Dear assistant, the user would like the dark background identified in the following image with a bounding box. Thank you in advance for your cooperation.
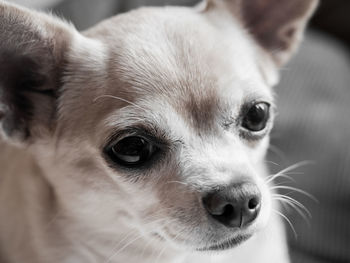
[311,0,350,48]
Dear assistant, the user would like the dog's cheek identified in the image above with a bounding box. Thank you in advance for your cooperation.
[157,186,207,244]
[248,136,271,164]
[149,169,209,244]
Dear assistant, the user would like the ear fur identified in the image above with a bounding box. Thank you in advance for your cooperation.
[0,1,74,142]
[205,0,319,66]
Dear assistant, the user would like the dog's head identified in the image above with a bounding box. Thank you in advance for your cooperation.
[0,0,317,252]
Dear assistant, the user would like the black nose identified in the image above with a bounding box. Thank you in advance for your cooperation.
[202,182,261,228]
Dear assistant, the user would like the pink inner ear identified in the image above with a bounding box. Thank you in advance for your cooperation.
[240,0,317,58]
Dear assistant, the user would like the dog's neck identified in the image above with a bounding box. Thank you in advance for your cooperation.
[0,141,60,262]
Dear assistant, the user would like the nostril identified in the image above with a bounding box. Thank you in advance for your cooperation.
[222,204,234,217]
[213,203,241,228]
[248,197,260,210]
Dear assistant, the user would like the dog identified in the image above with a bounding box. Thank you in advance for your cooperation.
[0,0,318,262]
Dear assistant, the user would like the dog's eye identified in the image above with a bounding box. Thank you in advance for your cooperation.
[242,102,270,132]
[109,136,157,168]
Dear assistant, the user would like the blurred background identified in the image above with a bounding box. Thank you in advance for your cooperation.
[7,0,350,262]
[9,0,350,48]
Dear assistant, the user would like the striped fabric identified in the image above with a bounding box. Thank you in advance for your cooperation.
[269,32,350,263]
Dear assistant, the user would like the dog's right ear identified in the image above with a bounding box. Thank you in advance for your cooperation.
[0,2,74,143]
[202,0,318,67]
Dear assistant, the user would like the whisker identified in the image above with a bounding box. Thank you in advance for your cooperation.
[276,160,314,175]
[139,232,158,260]
[273,194,311,218]
[267,173,296,184]
[105,233,145,263]
[154,225,189,263]
[165,181,189,186]
[154,238,170,263]
[105,218,178,263]
[138,217,181,261]
[273,196,311,224]
[266,160,314,184]
[104,217,168,263]
[273,209,297,239]
[272,186,318,202]
[93,94,147,112]
[268,144,287,162]
[264,160,280,166]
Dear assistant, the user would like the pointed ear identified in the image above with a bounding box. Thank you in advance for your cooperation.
[205,0,319,66]
[0,2,74,142]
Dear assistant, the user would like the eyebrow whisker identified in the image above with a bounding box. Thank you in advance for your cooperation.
[93,94,147,112]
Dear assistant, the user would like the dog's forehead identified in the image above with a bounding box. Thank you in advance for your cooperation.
[87,7,270,131]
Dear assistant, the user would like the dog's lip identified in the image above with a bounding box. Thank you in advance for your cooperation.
[196,234,252,251]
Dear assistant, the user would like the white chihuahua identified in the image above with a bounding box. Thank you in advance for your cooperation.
[0,0,317,262]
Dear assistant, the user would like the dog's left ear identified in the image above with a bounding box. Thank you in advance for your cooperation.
[204,0,319,67]
[0,2,74,142]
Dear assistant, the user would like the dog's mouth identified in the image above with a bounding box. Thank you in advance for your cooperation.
[196,234,252,251]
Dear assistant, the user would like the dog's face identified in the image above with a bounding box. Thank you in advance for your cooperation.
[0,0,317,253]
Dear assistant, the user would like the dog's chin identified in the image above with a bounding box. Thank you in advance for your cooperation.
[196,234,253,252]
[160,227,255,253]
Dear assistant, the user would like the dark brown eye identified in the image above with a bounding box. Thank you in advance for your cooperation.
[108,136,157,168]
[242,102,270,132]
